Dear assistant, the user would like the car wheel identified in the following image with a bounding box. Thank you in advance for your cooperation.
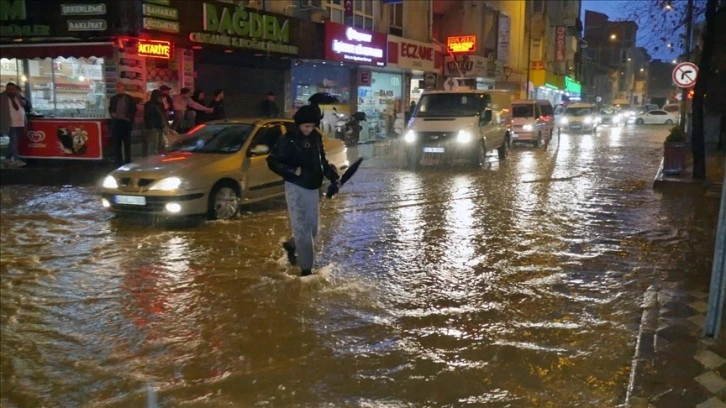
[471,140,487,167]
[497,135,509,160]
[636,118,644,125]
[534,132,542,147]
[665,119,674,125]
[208,182,240,220]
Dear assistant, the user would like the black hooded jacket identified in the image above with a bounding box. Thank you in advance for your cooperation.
[266,128,339,190]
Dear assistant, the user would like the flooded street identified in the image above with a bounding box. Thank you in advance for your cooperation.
[1,125,720,407]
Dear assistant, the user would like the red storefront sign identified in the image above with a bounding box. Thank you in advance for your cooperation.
[387,35,442,73]
[555,26,566,62]
[137,39,173,59]
[19,120,105,160]
[446,35,477,53]
[324,22,387,67]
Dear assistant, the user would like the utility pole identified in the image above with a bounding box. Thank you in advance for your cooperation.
[679,0,693,131]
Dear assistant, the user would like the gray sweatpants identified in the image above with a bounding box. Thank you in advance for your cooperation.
[284,182,320,270]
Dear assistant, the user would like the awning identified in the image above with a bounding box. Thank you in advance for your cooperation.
[0,42,115,59]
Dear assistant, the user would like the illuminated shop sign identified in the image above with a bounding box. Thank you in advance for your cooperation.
[137,39,172,59]
[187,3,298,54]
[446,35,477,53]
[565,76,581,93]
[387,35,441,72]
[324,22,386,67]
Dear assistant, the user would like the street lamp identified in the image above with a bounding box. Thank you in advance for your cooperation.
[610,34,617,40]
[665,1,672,10]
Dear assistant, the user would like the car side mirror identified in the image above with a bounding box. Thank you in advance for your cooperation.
[249,144,270,156]
[480,109,493,125]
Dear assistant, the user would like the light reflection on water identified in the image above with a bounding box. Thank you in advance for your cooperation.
[1,127,720,407]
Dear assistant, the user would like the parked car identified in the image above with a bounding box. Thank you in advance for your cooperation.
[402,89,513,168]
[510,99,554,147]
[100,118,350,220]
[558,103,600,133]
[634,109,679,125]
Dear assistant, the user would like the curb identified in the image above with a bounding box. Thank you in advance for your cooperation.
[625,284,659,407]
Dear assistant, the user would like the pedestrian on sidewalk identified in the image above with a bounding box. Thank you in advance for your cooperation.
[190,90,208,126]
[143,90,168,156]
[108,83,137,165]
[266,105,340,276]
[260,91,280,118]
[1,82,30,167]
[171,87,212,132]
[206,89,226,121]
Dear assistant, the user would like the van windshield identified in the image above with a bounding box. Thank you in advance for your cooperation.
[512,105,535,118]
[415,93,487,117]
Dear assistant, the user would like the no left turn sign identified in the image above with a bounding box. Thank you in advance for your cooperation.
[672,62,698,88]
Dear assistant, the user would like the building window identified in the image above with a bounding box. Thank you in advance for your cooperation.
[326,0,373,30]
[1,57,107,118]
[389,2,403,36]
[533,0,545,13]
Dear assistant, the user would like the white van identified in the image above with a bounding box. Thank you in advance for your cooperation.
[511,99,554,147]
[402,89,514,167]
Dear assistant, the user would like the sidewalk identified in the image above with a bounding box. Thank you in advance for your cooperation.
[628,150,726,407]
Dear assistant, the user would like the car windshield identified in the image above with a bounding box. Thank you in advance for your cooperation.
[512,105,535,118]
[415,93,487,117]
[565,107,593,116]
[168,124,254,153]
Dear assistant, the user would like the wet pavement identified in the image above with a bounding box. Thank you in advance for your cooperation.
[1,125,724,407]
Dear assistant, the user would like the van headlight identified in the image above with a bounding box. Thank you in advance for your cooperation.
[403,129,416,143]
[522,124,533,131]
[456,130,472,143]
[560,117,568,125]
[102,175,118,189]
[149,177,184,191]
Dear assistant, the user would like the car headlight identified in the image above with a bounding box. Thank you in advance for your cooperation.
[403,129,416,143]
[560,117,568,125]
[522,124,533,131]
[149,176,184,191]
[456,129,472,143]
[102,175,118,189]
[584,116,593,124]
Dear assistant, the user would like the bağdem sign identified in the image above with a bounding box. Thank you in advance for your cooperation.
[187,2,298,55]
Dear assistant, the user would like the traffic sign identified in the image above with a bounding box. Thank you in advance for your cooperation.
[672,62,698,88]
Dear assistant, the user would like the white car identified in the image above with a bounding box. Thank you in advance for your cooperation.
[634,110,679,125]
[559,103,601,133]
[598,107,624,127]
[100,119,350,220]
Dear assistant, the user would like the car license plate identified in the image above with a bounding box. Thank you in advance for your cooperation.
[115,195,146,205]
[423,147,445,153]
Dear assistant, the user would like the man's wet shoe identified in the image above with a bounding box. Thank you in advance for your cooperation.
[300,269,312,277]
[282,241,297,265]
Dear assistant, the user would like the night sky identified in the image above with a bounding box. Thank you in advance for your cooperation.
[580,0,679,61]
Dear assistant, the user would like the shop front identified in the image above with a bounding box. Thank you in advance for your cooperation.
[292,21,391,143]
[443,54,494,90]
[0,0,140,161]
[386,35,443,112]
[173,0,317,118]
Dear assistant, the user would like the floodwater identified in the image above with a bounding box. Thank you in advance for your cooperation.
[1,126,720,407]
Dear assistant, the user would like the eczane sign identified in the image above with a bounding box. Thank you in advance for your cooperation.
[387,35,441,73]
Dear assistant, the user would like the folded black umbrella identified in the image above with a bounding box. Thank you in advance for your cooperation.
[326,157,364,198]
[308,92,339,105]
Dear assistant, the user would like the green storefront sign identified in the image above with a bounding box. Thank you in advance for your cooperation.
[565,76,581,94]
[188,2,298,54]
[0,0,50,37]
